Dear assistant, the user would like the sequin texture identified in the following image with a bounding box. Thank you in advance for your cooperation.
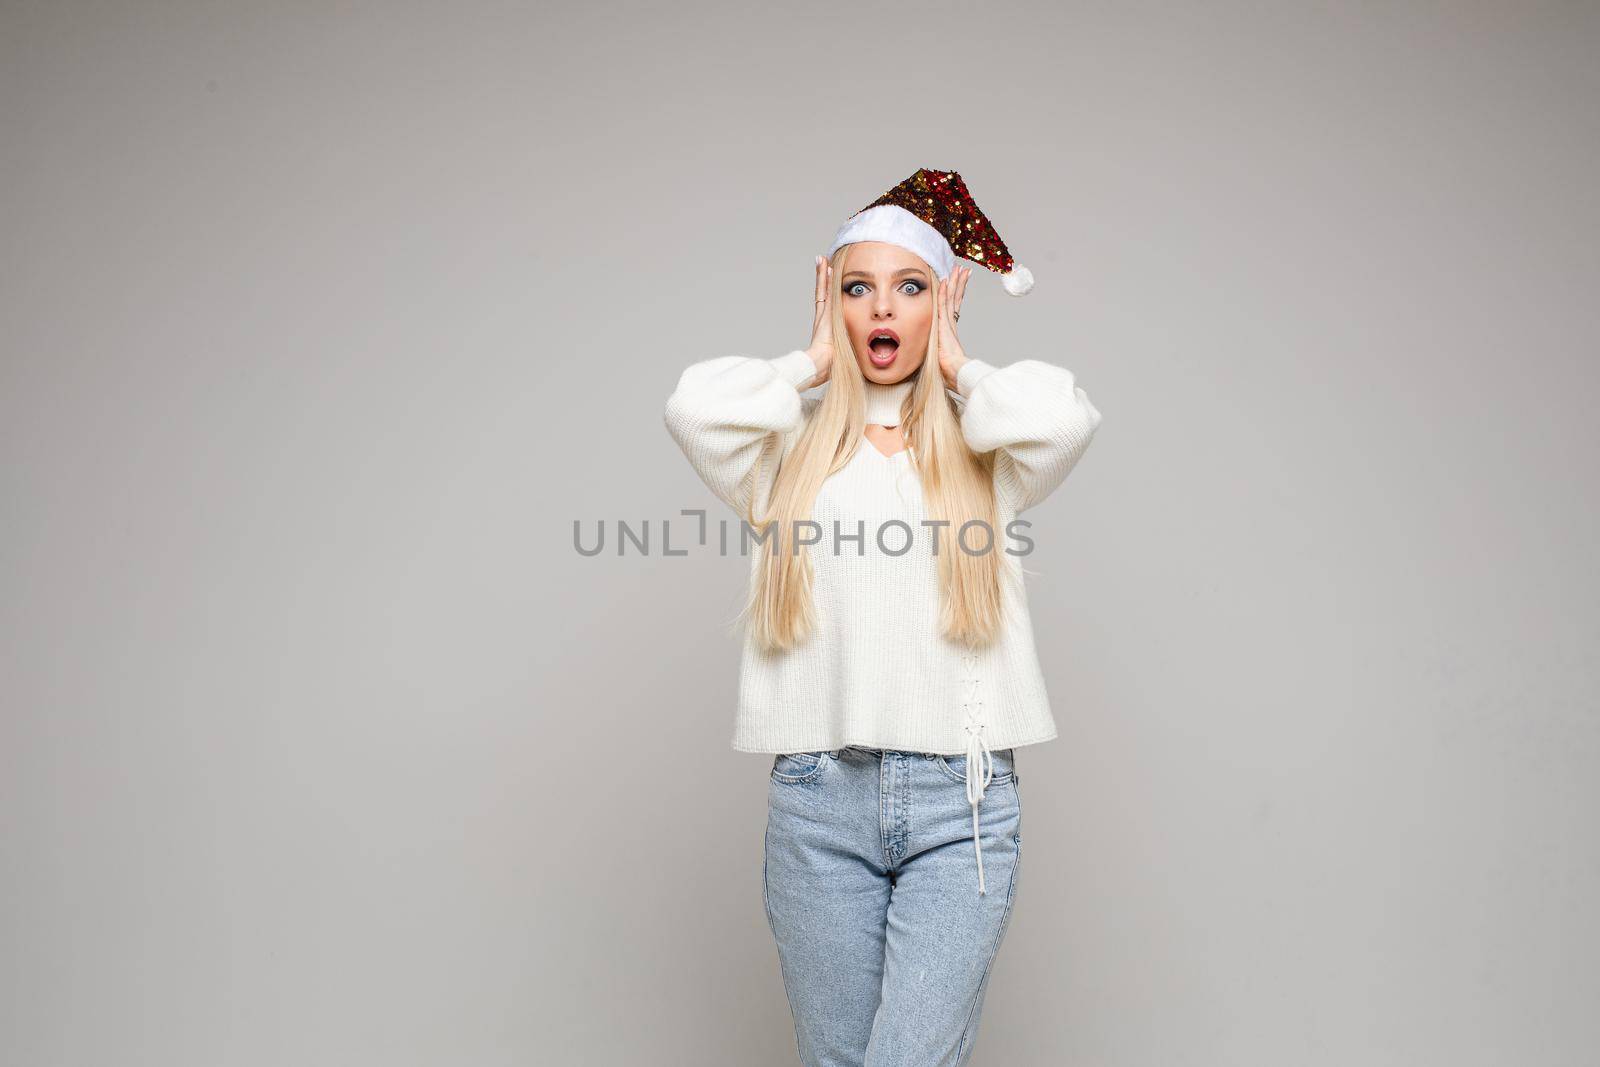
[852,168,1016,276]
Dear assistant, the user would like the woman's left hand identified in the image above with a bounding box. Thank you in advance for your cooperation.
[935,265,972,391]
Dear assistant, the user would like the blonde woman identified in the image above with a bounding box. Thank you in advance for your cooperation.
[663,170,1102,1066]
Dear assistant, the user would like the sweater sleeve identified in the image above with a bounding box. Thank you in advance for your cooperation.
[663,349,821,515]
[955,357,1103,513]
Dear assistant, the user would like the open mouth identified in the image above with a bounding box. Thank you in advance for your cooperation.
[867,329,900,366]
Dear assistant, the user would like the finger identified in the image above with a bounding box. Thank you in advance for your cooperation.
[956,266,970,310]
[812,257,829,333]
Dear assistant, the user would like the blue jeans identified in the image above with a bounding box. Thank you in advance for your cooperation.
[763,745,1023,1067]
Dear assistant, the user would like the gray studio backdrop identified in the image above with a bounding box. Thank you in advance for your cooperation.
[3,3,1596,1065]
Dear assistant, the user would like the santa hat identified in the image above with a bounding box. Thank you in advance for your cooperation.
[823,168,1034,296]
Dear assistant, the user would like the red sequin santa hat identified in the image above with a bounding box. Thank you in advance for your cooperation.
[823,168,1034,296]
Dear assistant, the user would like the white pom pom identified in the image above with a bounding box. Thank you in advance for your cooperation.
[1001,264,1034,296]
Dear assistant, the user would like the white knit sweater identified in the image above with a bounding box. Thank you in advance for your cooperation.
[663,349,1102,761]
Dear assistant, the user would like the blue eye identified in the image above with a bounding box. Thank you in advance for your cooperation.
[844,280,926,297]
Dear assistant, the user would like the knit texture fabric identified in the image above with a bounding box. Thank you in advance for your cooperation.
[663,349,1101,755]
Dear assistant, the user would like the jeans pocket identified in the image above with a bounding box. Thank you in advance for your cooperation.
[771,751,830,783]
[934,748,1015,785]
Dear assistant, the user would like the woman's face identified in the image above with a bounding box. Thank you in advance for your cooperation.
[838,242,936,385]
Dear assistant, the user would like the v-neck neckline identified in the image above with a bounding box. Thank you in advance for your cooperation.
[860,433,912,462]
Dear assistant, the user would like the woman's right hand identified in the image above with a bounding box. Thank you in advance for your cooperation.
[804,255,835,386]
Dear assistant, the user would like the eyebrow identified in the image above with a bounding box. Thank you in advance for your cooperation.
[841,268,929,281]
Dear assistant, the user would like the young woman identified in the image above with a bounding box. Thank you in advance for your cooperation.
[663,170,1102,1066]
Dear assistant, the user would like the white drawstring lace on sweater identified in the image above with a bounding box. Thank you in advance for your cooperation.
[960,638,996,895]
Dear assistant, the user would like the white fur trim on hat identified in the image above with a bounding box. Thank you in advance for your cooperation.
[823,204,956,279]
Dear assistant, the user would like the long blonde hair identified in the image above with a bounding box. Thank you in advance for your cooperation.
[736,245,1005,653]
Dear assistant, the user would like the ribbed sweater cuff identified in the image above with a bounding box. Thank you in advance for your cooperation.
[770,349,820,390]
[955,357,1000,397]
